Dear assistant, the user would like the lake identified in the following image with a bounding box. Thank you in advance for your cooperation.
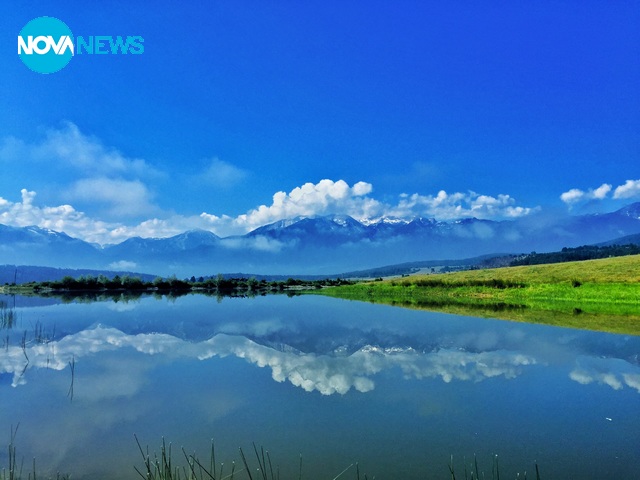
[1,293,639,479]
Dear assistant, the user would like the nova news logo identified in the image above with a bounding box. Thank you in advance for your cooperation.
[18,16,144,74]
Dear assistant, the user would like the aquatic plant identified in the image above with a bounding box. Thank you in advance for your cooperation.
[0,301,16,330]
[133,436,542,480]
[1,425,70,480]
[2,430,543,480]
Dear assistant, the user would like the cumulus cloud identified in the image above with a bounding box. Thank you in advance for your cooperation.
[0,123,538,242]
[0,189,213,244]
[205,181,534,236]
[228,179,381,233]
[389,190,536,220]
[0,123,166,224]
[613,179,640,199]
[559,178,640,206]
[0,189,114,242]
[560,183,612,205]
[0,178,539,243]
[560,188,586,204]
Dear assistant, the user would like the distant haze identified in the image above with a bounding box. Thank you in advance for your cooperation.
[1,202,639,277]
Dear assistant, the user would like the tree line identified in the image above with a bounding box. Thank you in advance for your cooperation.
[510,244,640,266]
[24,274,354,295]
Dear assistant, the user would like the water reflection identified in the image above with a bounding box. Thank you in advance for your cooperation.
[2,325,540,395]
[570,356,640,393]
[2,294,639,396]
[1,294,640,480]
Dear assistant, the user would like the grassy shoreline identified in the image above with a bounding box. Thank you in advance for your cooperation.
[316,255,640,336]
[2,255,639,335]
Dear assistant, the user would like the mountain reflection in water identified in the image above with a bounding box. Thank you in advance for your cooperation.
[1,294,639,480]
[1,325,539,394]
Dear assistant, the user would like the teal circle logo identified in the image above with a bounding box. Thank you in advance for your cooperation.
[18,16,74,74]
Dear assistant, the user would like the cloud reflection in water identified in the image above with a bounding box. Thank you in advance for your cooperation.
[1,326,537,395]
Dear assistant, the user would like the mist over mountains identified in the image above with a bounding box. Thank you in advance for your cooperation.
[1,203,639,277]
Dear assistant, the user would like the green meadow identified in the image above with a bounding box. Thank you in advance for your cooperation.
[317,255,640,335]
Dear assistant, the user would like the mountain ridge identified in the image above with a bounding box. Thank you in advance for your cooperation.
[0,202,639,276]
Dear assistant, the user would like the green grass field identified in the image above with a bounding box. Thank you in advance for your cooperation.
[317,255,640,335]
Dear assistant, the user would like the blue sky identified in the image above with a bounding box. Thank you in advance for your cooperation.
[1,1,638,244]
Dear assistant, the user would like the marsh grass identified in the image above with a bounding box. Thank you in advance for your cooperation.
[449,455,541,480]
[134,435,246,480]
[132,437,542,480]
[0,301,16,330]
[1,425,69,480]
[3,432,542,480]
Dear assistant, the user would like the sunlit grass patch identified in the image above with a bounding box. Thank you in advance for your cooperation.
[316,255,640,335]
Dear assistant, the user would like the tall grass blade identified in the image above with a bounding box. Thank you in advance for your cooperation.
[448,454,456,480]
[331,463,353,480]
[210,440,216,480]
[67,355,75,402]
[181,447,216,480]
[251,443,267,480]
[474,454,479,480]
[266,451,275,480]
[239,448,253,480]
[133,434,153,479]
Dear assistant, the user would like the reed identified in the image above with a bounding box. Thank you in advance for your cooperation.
[446,454,541,480]
[0,301,16,330]
[4,432,543,480]
[1,425,69,480]
[132,438,543,480]
[66,355,75,402]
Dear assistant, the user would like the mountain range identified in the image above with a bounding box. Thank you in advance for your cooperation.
[1,203,639,277]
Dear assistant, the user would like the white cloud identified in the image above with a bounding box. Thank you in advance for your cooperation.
[352,181,373,196]
[592,183,613,199]
[219,235,289,252]
[613,179,640,199]
[560,188,586,204]
[560,183,613,205]
[0,123,166,224]
[218,181,534,235]
[0,189,210,244]
[37,122,161,178]
[67,177,159,217]
[230,179,382,232]
[199,158,248,188]
[108,260,138,270]
[0,178,539,244]
[389,190,536,220]
[0,189,107,240]
[105,215,214,243]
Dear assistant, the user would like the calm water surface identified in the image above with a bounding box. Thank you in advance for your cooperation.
[1,294,639,479]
